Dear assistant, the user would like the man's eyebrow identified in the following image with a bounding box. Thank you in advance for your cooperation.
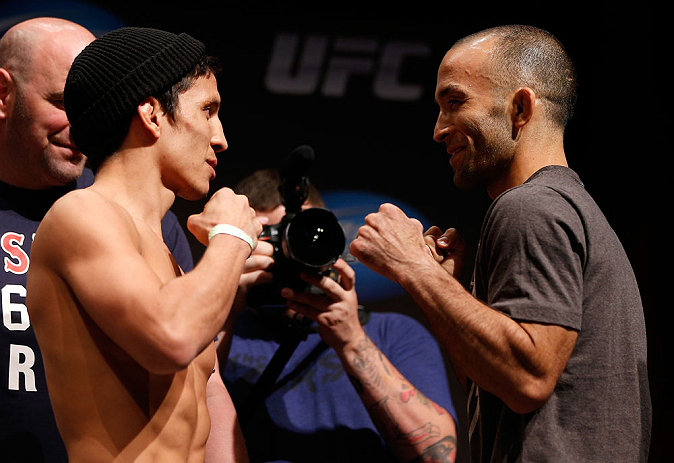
[47,91,65,106]
[205,97,221,111]
[436,83,464,100]
[48,91,64,100]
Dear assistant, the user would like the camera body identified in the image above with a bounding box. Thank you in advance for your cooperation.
[247,146,346,309]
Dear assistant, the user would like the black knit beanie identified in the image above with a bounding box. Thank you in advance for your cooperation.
[64,27,205,166]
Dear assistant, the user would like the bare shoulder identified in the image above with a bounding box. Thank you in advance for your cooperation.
[42,188,121,225]
[34,188,140,267]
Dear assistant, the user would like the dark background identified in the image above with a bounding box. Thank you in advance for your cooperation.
[1,1,665,461]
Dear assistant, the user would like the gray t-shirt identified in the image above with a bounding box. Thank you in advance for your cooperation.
[469,166,651,462]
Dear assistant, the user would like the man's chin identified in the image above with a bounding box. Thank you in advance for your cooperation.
[452,170,472,190]
[45,162,87,187]
[44,147,87,182]
[453,169,485,191]
[177,186,210,202]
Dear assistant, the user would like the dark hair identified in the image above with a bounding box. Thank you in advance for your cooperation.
[156,54,221,121]
[234,168,325,211]
[458,25,578,128]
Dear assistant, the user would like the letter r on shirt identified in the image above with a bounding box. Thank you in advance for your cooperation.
[8,344,37,391]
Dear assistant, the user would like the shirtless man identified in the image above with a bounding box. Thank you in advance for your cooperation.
[26,27,259,462]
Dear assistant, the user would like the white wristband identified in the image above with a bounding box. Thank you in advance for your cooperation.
[208,224,254,253]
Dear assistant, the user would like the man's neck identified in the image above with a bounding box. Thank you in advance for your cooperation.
[487,136,568,199]
[91,151,175,233]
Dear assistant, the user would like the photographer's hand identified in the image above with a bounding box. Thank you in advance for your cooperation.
[282,259,457,462]
[281,258,363,349]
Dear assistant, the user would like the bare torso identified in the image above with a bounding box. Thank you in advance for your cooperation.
[28,189,215,462]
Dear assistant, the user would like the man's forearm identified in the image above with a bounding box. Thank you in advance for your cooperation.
[398,264,577,414]
[338,335,457,463]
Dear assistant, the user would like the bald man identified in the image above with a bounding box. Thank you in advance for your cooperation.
[0,18,194,462]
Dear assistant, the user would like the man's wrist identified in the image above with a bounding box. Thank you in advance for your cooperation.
[208,224,254,253]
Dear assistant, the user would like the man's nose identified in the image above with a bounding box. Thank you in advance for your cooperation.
[433,112,449,143]
[211,118,227,153]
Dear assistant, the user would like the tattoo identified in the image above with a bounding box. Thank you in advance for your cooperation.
[410,436,457,463]
[400,387,417,403]
[370,399,440,446]
[349,335,400,392]
[348,335,455,462]
[379,350,392,376]
[403,422,441,445]
[400,386,444,416]
[431,401,447,415]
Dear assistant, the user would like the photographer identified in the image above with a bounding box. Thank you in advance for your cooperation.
[218,168,458,462]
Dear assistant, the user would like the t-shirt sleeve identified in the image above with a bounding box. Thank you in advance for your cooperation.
[480,184,585,330]
[161,209,195,272]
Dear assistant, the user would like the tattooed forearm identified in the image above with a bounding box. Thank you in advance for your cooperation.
[401,387,447,415]
[410,436,457,463]
[379,350,393,376]
[348,336,396,391]
[369,396,456,463]
[343,334,457,463]
[400,422,440,445]
[368,395,403,438]
[369,398,440,445]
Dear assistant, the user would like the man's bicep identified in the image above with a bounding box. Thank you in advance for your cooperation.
[44,205,167,358]
[67,238,162,322]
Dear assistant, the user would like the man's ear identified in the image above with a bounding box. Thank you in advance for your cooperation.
[136,96,163,138]
[510,87,536,129]
[0,68,14,120]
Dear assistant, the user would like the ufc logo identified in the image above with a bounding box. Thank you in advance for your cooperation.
[265,33,431,101]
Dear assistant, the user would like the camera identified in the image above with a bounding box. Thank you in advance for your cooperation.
[247,146,346,309]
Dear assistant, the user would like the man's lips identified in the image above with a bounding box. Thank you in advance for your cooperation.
[206,159,217,179]
[448,146,465,169]
[51,141,83,158]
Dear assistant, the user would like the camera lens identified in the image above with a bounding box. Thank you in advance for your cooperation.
[285,208,345,270]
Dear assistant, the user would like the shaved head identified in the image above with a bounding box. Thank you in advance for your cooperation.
[0,18,95,188]
[1,18,92,79]
[453,25,577,129]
